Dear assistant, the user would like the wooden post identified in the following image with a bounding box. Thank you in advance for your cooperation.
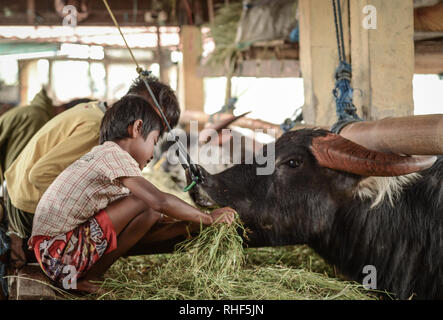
[350,0,414,119]
[156,25,164,82]
[299,0,350,126]
[19,60,31,105]
[224,57,234,109]
[47,59,54,99]
[27,0,35,24]
[156,27,170,85]
[299,0,414,125]
[104,62,110,101]
[207,0,215,25]
[178,26,204,112]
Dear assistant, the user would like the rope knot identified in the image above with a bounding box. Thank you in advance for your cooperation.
[335,61,352,81]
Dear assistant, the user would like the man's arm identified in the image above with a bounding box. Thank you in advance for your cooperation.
[28,124,99,192]
[121,176,235,225]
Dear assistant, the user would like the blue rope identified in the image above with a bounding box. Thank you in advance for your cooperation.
[333,61,357,122]
[280,119,296,133]
[330,0,362,133]
[289,23,299,43]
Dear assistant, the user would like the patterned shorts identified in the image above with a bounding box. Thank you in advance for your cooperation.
[31,210,117,287]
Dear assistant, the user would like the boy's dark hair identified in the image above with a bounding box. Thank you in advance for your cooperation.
[126,76,180,129]
[99,95,164,144]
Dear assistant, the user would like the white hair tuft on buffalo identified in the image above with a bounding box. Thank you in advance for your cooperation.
[355,173,421,208]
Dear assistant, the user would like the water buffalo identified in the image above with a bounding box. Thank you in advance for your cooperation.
[187,128,441,299]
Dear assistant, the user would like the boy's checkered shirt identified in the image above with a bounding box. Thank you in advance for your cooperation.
[30,141,142,241]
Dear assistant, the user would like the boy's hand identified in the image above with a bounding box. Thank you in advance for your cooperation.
[210,207,236,226]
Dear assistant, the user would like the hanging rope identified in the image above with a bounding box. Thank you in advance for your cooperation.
[330,0,362,134]
[102,0,142,73]
[102,0,200,191]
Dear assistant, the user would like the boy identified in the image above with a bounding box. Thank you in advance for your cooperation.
[5,76,178,270]
[29,94,235,293]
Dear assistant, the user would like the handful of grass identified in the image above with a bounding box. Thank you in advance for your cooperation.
[149,213,247,299]
[170,213,246,277]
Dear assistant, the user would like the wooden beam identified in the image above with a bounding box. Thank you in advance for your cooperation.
[415,40,443,74]
[46,57,155,64]
[240,42,300,60]
[0,10,179,26]
[198,60,301,78]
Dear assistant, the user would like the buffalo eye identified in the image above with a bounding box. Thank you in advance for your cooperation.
[287,159,302,168]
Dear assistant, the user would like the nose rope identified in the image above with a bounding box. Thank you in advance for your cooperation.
[102,0,200,191]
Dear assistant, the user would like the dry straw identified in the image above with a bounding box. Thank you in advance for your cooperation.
[78,216,376,300]
[68,169,379,300]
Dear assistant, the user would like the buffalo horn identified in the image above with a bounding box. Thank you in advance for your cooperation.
[199,111,251,144]
[311,133,437,176]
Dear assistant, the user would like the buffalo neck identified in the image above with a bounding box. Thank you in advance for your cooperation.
[307,166,443,299]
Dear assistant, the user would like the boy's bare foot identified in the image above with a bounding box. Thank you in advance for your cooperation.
[75,277,103,294]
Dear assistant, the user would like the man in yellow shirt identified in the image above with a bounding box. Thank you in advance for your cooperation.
[0,89,54,177]
[3,75,180,270]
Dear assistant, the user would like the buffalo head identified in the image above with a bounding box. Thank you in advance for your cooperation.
[187,129,436,247]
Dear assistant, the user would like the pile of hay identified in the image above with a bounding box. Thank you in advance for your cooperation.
[67,168,378,300]
[83,217,375,300]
